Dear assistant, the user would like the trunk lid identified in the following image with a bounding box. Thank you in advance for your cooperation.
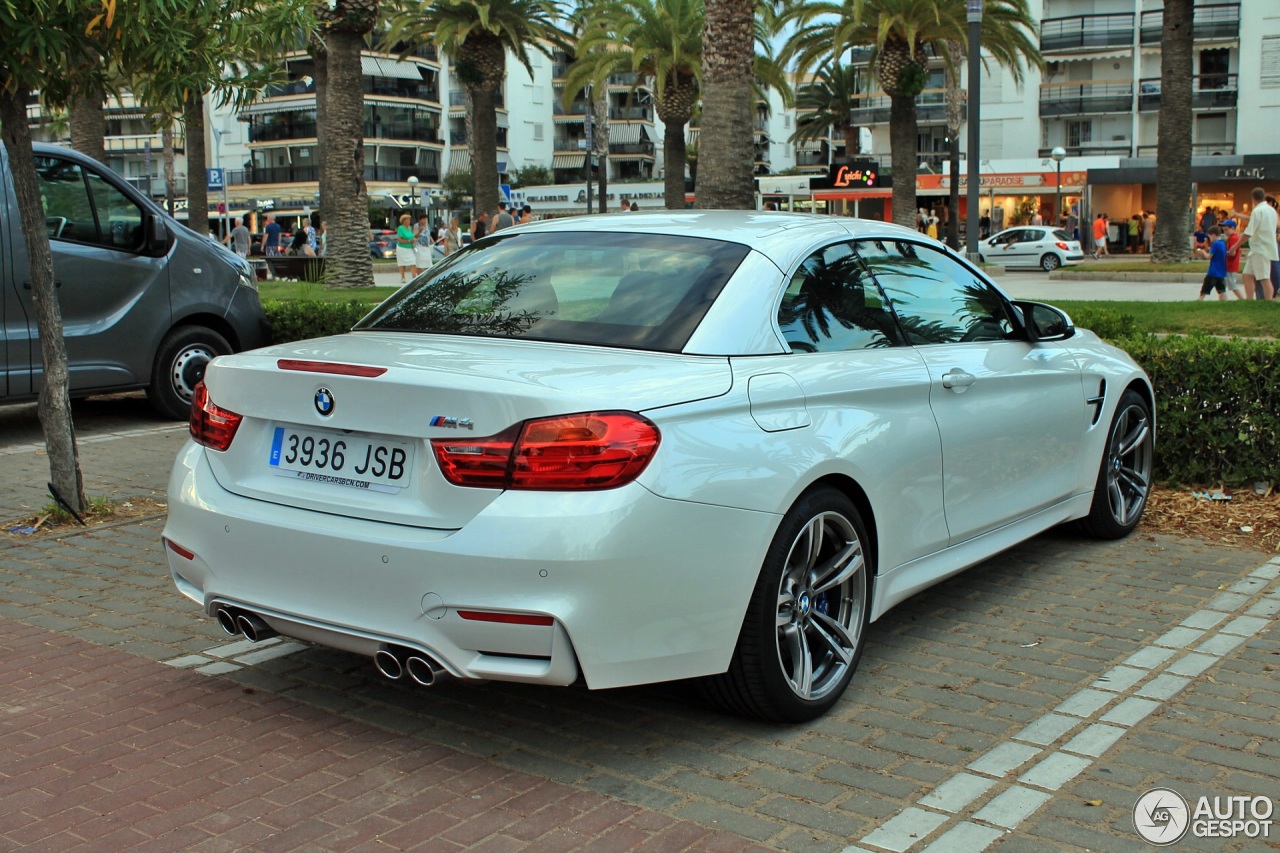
[200,332,732,529]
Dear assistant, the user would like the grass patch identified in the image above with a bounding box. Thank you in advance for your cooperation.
[1053,299,1280,338]
[1079,260,1206,273]
[259,281,399,304]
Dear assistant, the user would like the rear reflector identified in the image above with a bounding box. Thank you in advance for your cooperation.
[190,382,243,452]
[432,411,660,491]
[457,610,555,626]
[277,359,388,377]
[164,538,195,560]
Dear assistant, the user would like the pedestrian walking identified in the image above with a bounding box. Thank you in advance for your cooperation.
[395,213,415,283]
[413,213,433,275]
[470,211,489,243]
[1142,213,1155,254]
[263,214,282,257]
[1092,213,1109,258]
[223,217,250,258]
[1221,219,1246,299]
[444,217,462,256]
[1236,187,1278,300]
[492,202,514,232]
[1197,226,1228,301]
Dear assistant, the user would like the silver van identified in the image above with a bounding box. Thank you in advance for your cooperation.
[1,143,269,419]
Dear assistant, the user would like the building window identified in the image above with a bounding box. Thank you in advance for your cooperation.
[1262,36,1280,88]
[532,123,544,141]
[1068,120,1092,148]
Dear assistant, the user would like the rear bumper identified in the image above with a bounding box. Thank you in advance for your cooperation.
[163,442,777,689]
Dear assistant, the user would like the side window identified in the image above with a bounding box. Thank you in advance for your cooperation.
[35,156,145,252]
[776,241,904,353]
[856,240,1015,345]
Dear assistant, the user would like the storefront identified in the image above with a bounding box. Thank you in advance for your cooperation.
[915,170,1087,236]
[807,163,892,220]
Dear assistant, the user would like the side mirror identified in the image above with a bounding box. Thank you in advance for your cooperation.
[1014,301,1075,342]
[146,214,169,256]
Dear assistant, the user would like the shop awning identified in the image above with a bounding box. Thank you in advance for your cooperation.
[686,128,700,145]
[1052,49,1133,62]
[362,57,424,80]
[447,149,471,174]
[642,124,661,144]
[241,99,316,116]
[812,190,892,201]
[609,124,642,144]
[552,153,586,169]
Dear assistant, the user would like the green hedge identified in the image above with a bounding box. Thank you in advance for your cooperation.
[263,300,373,344]
[261,301,1278,486]
[1117,333,1280,486]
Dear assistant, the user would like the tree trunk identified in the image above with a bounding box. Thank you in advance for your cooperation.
[184,92,210,238]
[0,85,86,513]
[1153,0,1193,263]
[470,85,501,220]
[889,94,919,229]
[68,83,106,164]
[162,126,176,217]
[311,32,331,239]
[945,40,964,249]
[662,120,687,209]
[843,123,860,160]
[694,0,755,209]
[319,28,375,287]
[592,88,609,212]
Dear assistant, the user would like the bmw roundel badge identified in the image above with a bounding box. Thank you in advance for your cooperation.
[314,387,335,416]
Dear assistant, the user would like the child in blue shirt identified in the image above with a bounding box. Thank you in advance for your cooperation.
[1198,226,1227,301]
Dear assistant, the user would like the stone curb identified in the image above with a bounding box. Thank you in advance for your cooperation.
[1049,270,1203,283]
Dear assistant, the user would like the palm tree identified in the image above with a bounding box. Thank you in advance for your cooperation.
[386,0,569,220]
[782,0,1040,229]
[566,0,703,210]
[791,61,864,164]
[1152,0,1193,262]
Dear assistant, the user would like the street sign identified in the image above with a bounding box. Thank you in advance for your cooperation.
[206,167,225,190]
[499,184,512,203]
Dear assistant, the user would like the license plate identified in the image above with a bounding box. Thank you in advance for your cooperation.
[268,426,414,492]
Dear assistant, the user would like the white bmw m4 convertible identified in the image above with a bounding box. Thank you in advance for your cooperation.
[163,211,1154,722]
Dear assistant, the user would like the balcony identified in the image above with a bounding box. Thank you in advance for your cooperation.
[555,100,591,116]
[795,150,828,167]
[104,134,182,153]
[608,72,642,87]
[250,165,319,184]
[450,129,467,145]
[1140,3,1239,43]
[552,63,569,79]
[366,165,440,183]
[1039,13,1134,52]
[609,142,654,156]
[848,89,959,125]
[250,120,317,143]
[1135,142,1236,157]
[366,121,442,143]
[364,79,439,102]
[609,107,651,121]
[553,136,586,151]
[1037,145,1132,158]
[1137,75,1238,111]
[1039,81,1132,117]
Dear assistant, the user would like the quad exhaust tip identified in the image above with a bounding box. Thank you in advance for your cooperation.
[374,644,446,686]
[214,605,278,642]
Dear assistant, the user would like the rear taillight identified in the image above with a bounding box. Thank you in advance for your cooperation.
[1055,241,1070,251]
[190,381,243,452]
[432,412,660,491]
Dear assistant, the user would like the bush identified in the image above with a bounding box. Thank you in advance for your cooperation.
[1067,306,1143,340]
[264,300,372,344]
[1117,333,1280,485]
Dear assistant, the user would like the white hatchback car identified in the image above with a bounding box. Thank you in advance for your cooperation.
[164,212,1153,722]
[980,225,1085,271]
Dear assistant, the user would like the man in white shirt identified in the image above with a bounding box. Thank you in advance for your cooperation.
[1240,187,1278,300]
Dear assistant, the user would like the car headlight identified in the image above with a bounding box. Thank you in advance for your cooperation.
[239,271,258,292]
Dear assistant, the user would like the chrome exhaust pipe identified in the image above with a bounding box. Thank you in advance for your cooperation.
[236,612,278,643]
[216,606,242,637]
[405,654,446,686]
[373,645,406,680]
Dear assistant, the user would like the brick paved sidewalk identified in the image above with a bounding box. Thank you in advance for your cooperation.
[0,616,770,853]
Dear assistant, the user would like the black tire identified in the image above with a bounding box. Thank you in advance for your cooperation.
[147,326,231,420]
[1074,389,1154,539]
[1040,253,1062,272]
[702,487,871,722]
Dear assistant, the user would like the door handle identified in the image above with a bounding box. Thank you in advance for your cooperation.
[942,369,975,390]
[22,280,61,289]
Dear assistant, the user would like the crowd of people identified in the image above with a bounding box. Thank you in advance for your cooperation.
[1197,187,1279,301]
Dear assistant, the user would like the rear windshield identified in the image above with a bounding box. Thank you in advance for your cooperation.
[355,230,750,352]
[1052,229,1074,241]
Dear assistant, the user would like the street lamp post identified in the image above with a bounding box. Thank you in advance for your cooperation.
[1051,147,1066,230]
[407,175,419,221]
[211,127,231,239]
[965,0,983,261]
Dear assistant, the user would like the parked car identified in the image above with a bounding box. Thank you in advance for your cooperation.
[980,226,1084,271]
[370,239,395,259]
[164,212,1154,721]
[1,143,269,420]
